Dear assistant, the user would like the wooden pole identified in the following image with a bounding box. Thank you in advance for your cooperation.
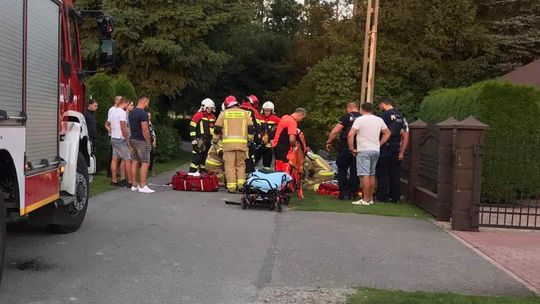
[360,0,372,105]
[360,0,380,104]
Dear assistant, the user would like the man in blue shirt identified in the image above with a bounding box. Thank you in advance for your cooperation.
[376,97,409,203]
[129,96,155,194]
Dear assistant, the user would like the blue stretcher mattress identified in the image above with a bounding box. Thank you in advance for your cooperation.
[246,171,292,193]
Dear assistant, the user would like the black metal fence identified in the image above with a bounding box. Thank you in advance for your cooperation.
[478,135,540,229]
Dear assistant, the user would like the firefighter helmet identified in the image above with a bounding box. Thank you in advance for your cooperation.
[200,98,215,112]
[261,101,275,114]
[224,95,238,108]
[246,95,259,108]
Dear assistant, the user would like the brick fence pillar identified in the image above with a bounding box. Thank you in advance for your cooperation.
[451,116,488,231]
[435,117,458,221]
[407,120,427,202]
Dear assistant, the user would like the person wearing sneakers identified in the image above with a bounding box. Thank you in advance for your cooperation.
[129,96,155,194]
[347,103,391,205]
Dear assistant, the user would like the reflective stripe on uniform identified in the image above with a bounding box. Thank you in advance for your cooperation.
[190,163,198,169]
[223,138,247,144]
[190,121,197,127]
[224,111,245,118]
[227,182,237,190]
[237,179,245,185]
[206,158,222,166]
[318,171,334,177]
[190,131,196,136]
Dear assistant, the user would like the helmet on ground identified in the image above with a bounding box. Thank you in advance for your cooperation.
[200,98,215,112]
[261,101,275,114]
[246,95,259,108]
[224,95,238,108]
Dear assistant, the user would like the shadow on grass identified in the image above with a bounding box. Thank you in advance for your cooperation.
[289,190,430,218]
[348,288,538,304]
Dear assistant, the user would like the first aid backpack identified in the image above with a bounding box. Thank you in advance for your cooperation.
[171,171,219,192]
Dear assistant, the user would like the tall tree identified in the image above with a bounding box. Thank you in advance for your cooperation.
[475,0,540,74]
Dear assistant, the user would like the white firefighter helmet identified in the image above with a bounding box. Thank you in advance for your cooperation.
[261,101,275,114]
[200,98,215,112]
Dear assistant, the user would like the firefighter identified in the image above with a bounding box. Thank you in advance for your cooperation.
[325,102,361,200]
[255,101,280,170]
[304,151,335,187]
[375,97,409,203]
[214,95,254,193]
[272,108,307,172]
[240,95,262,173]
[189,98,216,175]
[205,134,225,185]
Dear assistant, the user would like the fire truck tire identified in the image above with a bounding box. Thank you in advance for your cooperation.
[48,152,89,234]
[0,191,6,284]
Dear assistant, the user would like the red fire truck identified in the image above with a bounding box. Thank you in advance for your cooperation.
[0,0,114,282]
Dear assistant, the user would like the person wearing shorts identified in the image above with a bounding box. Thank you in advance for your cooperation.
[347,103,391,205]
[129,96,154,194]
[107,98,131,187]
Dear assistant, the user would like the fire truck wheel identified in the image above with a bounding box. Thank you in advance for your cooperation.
[0,191,6,284]
[48,152,89,234]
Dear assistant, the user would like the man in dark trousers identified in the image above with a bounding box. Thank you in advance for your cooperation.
[84,99,98,154]
[376,97,409,203]
[325,102,361,200]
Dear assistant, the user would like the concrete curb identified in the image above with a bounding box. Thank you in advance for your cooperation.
[430,219,540,296]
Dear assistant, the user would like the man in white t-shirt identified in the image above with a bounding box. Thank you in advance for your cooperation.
[105,97,132,187]
[347,102,391,205]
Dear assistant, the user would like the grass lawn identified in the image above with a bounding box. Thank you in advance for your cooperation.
[289,190,430,218]
[89,150,191,197]
[348,288,538,304]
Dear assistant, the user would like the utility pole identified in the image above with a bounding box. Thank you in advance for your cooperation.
[360,0,380,104]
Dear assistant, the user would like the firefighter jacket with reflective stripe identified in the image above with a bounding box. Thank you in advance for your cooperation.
[240,102,262,143]
[190,111,216,141]
[259,114,280,147]
[215,108,253,152]
[205,140,224,167]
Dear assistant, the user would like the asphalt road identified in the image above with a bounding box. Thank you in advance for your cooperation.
[0,172,532,303]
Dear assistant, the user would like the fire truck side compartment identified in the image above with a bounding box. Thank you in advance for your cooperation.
[25,0,60,168]
[0,0,24,120]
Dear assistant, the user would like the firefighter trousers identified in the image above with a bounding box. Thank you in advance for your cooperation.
[190,143,210,173]
[254,146,273,169]
[223,150,247,191]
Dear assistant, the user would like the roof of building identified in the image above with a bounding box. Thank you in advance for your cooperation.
[501,59,540,87]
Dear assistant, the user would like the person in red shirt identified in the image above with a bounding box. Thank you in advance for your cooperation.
[272,108,307,172]
[189,98,216,175]
[240,95,262,172]
[256,101,281,170]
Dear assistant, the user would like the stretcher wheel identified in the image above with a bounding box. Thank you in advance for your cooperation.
[241,198,248,210]
[269,203,275,211]
[276,201,282,212]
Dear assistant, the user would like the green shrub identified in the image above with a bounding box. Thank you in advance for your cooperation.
[154,125,180,162]
[419,80,540,202]
[273,55,360,150]
[113,75,137,102]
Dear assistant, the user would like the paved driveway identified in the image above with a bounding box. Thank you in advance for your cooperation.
[0,172,532,303]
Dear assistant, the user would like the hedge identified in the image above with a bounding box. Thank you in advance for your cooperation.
[154,124,180,162]
[419,80,540,203]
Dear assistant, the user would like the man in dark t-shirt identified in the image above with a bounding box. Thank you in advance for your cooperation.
[84,99,98,151]
[325,102,361,200]
[129,96,154,194]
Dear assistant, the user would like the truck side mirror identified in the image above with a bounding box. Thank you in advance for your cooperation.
[99,38,116,67]
[97,15,114,39]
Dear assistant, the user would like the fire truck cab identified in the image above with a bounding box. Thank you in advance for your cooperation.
[0,0,113,283]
